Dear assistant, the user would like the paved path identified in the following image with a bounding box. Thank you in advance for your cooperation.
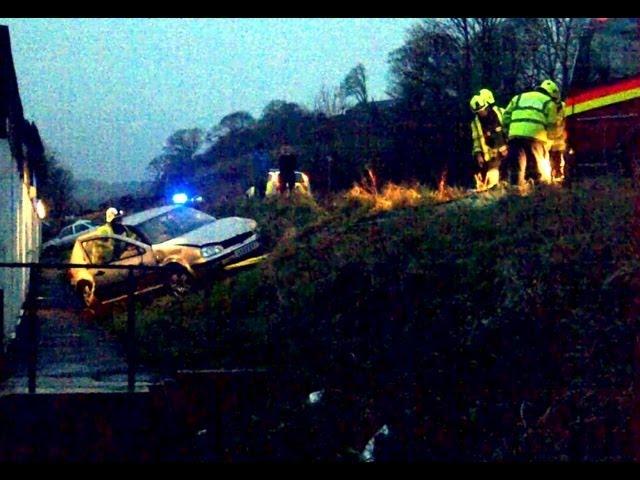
[0,269,162,394]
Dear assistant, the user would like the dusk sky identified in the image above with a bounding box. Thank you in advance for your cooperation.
[0,18,420,183]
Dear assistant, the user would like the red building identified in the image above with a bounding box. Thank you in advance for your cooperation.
[565,18,640,178]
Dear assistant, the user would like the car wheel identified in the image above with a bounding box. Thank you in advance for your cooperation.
[77,281,96,308]
[165,265,195,299]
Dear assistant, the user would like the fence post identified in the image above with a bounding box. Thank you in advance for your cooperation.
[207,280,216,359]
[0,288,5,376]
[26,288,38,394]
[127,268,136,393]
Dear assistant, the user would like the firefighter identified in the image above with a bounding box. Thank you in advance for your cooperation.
[502,79,559,189]
[480,88,512,182]
[469,93,508,191]
[96,208,118,235]
[548,99,567,182]
[93,207,136,263]
[91,208,118,263]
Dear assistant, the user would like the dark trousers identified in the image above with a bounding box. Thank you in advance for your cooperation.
[505,138,549,186]
[279,155,297,194]
[253,171,268,198]
[550,150,564,179]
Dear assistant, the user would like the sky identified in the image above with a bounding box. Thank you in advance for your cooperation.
[0,18,420,183]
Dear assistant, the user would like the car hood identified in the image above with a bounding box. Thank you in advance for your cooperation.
[160,217,257,247]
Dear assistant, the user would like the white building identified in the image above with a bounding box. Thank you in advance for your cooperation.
[0,25,43,348]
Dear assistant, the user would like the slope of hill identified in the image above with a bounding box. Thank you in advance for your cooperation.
[113,177,638,461]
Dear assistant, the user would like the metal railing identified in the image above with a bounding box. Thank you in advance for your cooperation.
[0,261,170,394]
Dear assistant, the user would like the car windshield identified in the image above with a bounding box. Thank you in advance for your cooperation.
[134,207,215,244]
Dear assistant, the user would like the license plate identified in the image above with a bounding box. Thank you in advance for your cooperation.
[233,241,258,258]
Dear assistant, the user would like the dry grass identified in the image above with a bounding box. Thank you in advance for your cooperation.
[344,180,472,212]
[345,182,422,212]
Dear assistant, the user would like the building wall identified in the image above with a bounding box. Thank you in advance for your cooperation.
[0,138,40,347]
[0,24,43,350]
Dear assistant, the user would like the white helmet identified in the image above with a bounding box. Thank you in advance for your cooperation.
[105,207,120,223]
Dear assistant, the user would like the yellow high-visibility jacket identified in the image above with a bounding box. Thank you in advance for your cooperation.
[91,223,114,263]
[470,106,507,161]
[503,90,558,144]
[548,101,567,152]
[90,223,137,263]
[95,224,113,237]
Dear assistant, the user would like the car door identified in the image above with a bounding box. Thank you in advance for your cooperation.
[79,235,156,301]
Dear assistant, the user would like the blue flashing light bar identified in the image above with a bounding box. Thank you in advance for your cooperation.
[172,193,189,204]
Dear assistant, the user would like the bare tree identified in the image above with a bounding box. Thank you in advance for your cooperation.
[39,148,75,218]
[445,18,505,96]
[341,63,369,105]
[497,18,543,93]
[447,18,474,98]
[314,83,347,116]
[535,18,587,95]
[388,20,462,106]
[148,128,204,194]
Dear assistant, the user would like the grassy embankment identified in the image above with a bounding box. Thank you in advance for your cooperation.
[111,177,639,460]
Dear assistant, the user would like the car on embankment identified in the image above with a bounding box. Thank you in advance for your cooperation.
[68,204,260,307]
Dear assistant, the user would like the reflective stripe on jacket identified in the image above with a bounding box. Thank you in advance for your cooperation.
[548,101,567,152]
[503,90,557,144]
[471,106,507,160]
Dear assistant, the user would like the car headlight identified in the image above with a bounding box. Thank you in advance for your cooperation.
[201,245,224,258]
